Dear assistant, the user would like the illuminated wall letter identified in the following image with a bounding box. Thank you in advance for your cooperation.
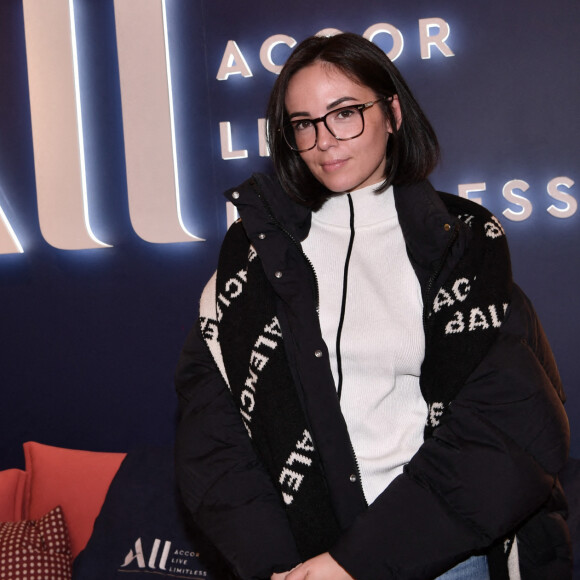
[220,122,248,160]
[114,0,202,244]
[315,28,342,37]
[22,0,108,250]
[547,177,576,218]
[217,40,253,80]
[419,18,454,59]
[0,202,23,254]
[364,23,404,61]
[260,35,296,75]
[502,179,532,221]
[258,118,269,157]
[458,182,486,205]
[314,28,342,36]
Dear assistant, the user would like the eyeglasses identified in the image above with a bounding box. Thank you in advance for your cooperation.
[282,97,388,152]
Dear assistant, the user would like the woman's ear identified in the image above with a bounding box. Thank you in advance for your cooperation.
[388,94,402,132]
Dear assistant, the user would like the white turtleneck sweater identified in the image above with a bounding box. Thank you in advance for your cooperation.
[301,183,427,505]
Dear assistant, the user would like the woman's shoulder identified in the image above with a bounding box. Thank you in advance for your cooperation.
[437,190,497,222]
[437,190,509,245]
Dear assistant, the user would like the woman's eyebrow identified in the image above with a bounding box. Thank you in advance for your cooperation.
[288,110,311,120]
[326,96,357,110]
[287,96,358,120]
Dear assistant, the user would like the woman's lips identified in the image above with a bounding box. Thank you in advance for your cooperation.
[320,158,349,172]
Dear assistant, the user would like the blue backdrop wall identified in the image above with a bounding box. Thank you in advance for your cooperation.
[0,0,578,471]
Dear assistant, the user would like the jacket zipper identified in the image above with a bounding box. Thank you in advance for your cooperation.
[251,180,366,502]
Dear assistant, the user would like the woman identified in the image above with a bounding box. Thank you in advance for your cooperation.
[175,33,571,579]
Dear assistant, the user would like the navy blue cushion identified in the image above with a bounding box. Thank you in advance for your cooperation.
[72,446,235,579]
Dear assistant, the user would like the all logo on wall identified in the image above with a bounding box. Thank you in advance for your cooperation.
[0,1,576,256]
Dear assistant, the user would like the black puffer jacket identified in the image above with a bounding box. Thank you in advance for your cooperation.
[175,174,571,579]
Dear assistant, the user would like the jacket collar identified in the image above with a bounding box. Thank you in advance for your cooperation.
[226,173,460,283]
[225,173,311,243]
[393,181,461,282]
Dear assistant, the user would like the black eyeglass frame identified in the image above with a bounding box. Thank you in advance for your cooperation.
[281,97,390,153]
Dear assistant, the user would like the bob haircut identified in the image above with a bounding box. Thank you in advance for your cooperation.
[266,32,439,209]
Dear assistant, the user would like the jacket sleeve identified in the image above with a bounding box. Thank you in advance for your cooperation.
[329,284,570,579]
[174,319,302,579]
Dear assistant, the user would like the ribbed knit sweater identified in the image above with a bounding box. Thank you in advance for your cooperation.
[302,183,427,504]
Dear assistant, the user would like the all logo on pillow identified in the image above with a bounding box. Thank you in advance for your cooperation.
[118,536,211,577]
[73,447,234,580]
[0,505,72,580]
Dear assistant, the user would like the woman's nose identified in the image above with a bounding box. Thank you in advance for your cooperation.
[316,122,338,150]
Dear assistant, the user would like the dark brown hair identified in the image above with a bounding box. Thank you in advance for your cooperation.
[266,32,439,208]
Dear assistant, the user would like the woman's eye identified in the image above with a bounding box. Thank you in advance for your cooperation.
[335,107,356,120]
[293,119,313,132]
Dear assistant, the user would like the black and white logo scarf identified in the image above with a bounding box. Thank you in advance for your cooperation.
[421,196,513,439]
[199,220,340,560]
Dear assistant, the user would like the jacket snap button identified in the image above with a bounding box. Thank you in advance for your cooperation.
[349,474,357,483]
[258,233,266,240]
[314,349,323,358]
[444,223,451,231]
[274,271,283,278]
[232,191,240,199]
